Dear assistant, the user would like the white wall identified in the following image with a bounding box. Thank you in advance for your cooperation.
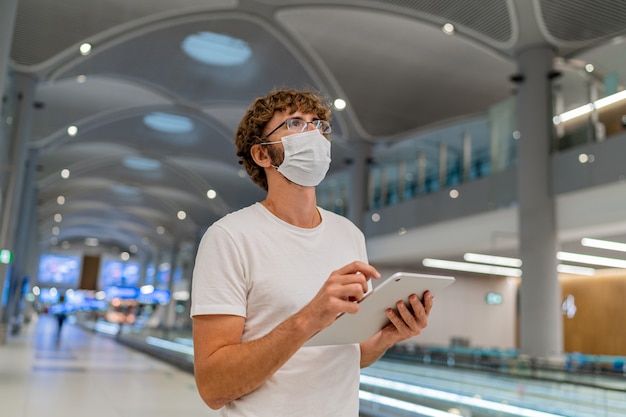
[376,268,519,350]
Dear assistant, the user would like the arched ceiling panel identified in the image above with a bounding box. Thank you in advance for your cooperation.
[279,8,515,138]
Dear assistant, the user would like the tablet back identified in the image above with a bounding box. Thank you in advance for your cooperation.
[304,272,455,347]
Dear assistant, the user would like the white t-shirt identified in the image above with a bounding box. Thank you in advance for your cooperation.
[191,203,368,417]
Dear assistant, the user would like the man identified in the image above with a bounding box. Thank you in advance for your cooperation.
[191,89,433,416]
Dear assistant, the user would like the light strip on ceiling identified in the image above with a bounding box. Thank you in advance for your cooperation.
[556,264,595,276]
[556,251,626,268]
[581,237,626,252]
[556,89,626,123]
[423,258,522,277]
[464,252,522,267]
[360,375,568,417]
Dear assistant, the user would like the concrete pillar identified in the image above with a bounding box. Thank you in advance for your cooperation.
[0,0,18,117]
[0,73,37,344]
[515,46,562,358]
[347,141,372,230]
[462,132,472,182]
[438,143,447,188]
[7,148,39,335]
[416,151,426,193]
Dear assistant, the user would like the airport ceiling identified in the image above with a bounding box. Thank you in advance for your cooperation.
[7,0,626,262]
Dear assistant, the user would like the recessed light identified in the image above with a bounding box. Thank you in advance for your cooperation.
[464,252,522,267]
[581,237,626,252]
[442,23,455,35]
[557,251,626,268]
[423,258,522,277]
[334,98,347,110]
[79,43,92,55]
[85,237,99,247]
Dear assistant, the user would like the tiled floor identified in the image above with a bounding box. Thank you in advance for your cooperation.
[0,315,220,417]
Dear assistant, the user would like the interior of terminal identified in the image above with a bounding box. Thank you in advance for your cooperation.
[1,1,626,416]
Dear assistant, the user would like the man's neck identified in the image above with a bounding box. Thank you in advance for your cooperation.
[262,186,320,228]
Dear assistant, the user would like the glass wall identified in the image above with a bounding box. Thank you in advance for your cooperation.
[318,106,516,213]
[318,43,626,215]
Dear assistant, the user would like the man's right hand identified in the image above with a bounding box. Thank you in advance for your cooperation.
[300,261,380,332]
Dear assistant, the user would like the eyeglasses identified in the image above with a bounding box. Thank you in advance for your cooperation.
[262,118,331,140]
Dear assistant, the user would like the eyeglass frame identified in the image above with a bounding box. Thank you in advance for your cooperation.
[261,118,331,141]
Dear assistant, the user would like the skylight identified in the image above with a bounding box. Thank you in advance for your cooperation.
[143,112,194,134]
[123,156,161,171]
[182,32,252,66]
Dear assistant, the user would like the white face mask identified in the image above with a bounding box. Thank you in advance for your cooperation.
[262,129,331,187]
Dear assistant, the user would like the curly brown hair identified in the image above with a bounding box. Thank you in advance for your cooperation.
[235,89,332,191]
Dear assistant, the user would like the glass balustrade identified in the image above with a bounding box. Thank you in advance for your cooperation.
[318,47,626,216]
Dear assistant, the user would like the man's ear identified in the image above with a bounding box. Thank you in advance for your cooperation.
[250,143,272,168]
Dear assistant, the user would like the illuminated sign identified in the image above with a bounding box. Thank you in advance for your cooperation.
[0,249,13,264]
[485,292,503,305]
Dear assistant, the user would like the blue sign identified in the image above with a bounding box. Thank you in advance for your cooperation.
[137,289,171,305]
[104,286,139,300]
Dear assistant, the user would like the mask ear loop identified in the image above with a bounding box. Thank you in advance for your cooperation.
[260,139,285,171]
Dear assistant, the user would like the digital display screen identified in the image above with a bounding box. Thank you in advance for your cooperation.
[39,288,60,303]
[37,254,82,286]
[144,264,156,285]
[104,286,140,300]
[156,263,170,285]
[137,289,171,305]
[100,260,140,288]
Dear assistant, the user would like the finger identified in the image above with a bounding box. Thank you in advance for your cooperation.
[336,282,367,301]
[422,291,434,315]
[396,300,418,329]
[385,307,413,339]
[385,307,406,330]
[334,261,380,280]
[406,295,428,328]
[332,271,369,293]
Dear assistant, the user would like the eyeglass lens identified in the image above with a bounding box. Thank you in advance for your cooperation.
[286,119,331,133]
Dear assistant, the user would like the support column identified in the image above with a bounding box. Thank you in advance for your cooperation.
[347,141,372,230]
[0,0,18,116]
[7,148,39,335]
[462,132,472,182]
[164,243,180,330]
[515,46,562,358]
[0,73,37,344]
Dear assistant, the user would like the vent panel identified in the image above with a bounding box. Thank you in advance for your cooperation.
[539,0,626,44]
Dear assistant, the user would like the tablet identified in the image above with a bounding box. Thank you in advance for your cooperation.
[304,272,455,347]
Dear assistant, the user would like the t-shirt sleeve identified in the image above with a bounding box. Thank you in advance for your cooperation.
[190,223,248,318]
